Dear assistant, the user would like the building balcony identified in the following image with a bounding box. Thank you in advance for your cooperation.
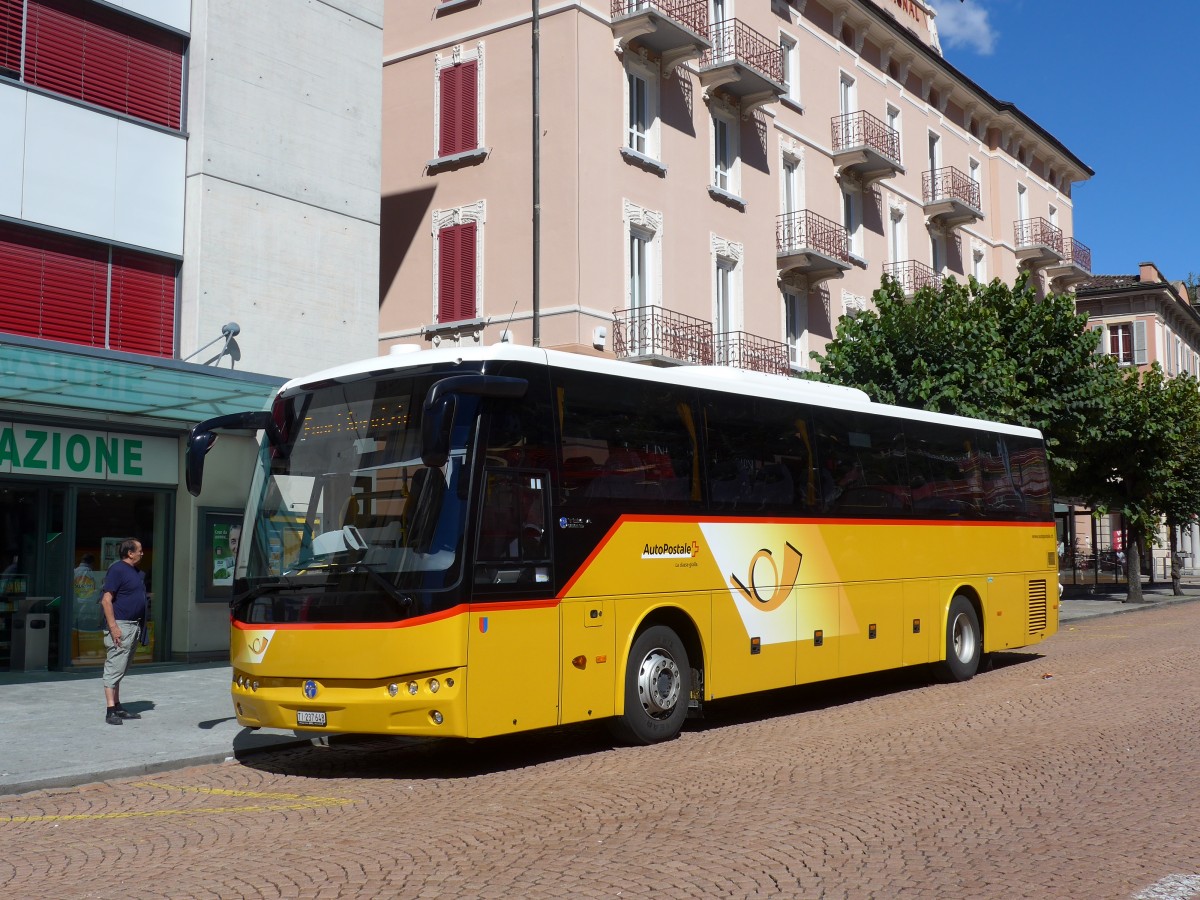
[922,166,983,229]
[777,210,852,289]
[1014,217,1065,270]
[697,18,784,114]
[713,331,791,376]
[612,305,714,366]
[1046,238,1093,289]
[831,111,904,186]
[883,260,941,296]
[610,0,711,70]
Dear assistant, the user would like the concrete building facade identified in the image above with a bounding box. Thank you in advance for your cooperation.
[0,0,383,670]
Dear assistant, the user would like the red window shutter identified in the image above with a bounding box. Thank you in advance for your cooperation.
[0,223,106,347]
[25,0,183,129]
[109,250,176,357]
[439,60,477,157]
[0,0,21,75]
[456,221,477,320]
[438,222,477,323]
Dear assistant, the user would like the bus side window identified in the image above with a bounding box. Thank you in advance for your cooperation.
[475,469,551,578]
[555,371,701,509]
[704,394,814,514]
[812,410,910,515]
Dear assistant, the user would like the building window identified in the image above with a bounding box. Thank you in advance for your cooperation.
[780,33,799,105]
[886,103,900,139]
[434,43,484,159]
[432,201,485,324]
[712,110,739,196]
[623,200,662,310]
[4,0,185,129]
[972,244,986,282]
[624,56,660,161]
[0,222,176,356]
[842,186,861,258]
[711,235,742,335]
[784,289,807,369]
[1108,321,1147,366]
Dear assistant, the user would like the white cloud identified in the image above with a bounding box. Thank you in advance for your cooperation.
[930,0,998,56]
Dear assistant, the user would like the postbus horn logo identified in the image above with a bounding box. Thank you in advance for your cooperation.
[730,542,803,612]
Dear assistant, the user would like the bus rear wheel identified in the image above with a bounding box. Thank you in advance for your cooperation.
[940,594,982,682]
[608,625,690,746]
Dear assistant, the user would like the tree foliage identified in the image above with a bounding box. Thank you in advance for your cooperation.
[1069,365,1200,601]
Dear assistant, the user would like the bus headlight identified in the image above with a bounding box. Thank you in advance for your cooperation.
[407,681,419,695]
[431,711,443,725]
[428,678,440,693]
[388,683,399,697]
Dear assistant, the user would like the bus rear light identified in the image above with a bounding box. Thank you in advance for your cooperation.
[431,711,444,725]
[428,678,440,693]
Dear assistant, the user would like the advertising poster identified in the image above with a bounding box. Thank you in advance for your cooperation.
[198,510,242,602]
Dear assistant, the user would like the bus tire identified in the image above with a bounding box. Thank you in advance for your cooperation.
[941,594,981,682]
[608,625,690,746]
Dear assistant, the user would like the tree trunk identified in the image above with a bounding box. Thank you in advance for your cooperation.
[1125,539,1144,603]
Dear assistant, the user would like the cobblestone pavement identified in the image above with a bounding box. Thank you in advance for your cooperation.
[2,604,1198,900]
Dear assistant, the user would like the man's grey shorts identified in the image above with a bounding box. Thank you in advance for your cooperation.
[102,621,140,688]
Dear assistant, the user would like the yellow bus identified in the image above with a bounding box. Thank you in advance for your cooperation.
[187,343,1058,745]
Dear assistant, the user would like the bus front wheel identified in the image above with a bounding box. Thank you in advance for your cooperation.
[608,625,690,746]
[941,595,982,682]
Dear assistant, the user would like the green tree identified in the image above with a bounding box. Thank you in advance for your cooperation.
[1071,366,1200,601]
[812,273,1114,488]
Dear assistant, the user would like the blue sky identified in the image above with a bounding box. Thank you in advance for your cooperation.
[928,0,1200,283]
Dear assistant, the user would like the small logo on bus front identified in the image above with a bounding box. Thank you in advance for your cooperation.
[303,679,318,699]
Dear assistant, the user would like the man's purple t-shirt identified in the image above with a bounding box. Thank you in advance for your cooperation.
[102,561,147,621]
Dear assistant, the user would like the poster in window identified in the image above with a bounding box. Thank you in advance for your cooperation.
[198,509,242,602]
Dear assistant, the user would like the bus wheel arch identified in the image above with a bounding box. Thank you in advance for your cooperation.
[940,589,983,682]
[608,610,703,746]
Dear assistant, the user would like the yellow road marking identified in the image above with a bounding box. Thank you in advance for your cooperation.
[0,783,354,823]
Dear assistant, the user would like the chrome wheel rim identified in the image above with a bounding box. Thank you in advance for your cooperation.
[637,648,681,718]
[951,611,977,664]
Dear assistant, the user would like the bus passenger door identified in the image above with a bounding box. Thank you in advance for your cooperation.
[466,468,559,737]
[559,598,615,725]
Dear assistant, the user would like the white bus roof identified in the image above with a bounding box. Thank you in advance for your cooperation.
[281,343,1042,440]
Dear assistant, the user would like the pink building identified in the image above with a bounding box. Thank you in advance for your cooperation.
[380,0,1092,372]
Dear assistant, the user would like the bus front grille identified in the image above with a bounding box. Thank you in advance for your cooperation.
[1028,579,1048,633]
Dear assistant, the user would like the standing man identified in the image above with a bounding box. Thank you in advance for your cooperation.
[99,538,147,725]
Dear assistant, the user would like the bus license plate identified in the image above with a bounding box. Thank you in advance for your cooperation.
[297,710,326,727]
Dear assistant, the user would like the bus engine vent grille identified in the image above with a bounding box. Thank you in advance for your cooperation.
[1028,579,1048,633]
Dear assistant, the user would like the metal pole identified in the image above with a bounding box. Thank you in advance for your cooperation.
[531,0,541,346]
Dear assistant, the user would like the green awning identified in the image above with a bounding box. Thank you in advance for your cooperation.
[0,337,285,425]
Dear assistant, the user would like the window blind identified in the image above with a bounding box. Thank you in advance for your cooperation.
[437,221,477,323]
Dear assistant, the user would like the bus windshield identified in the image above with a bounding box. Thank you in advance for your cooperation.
[234,375,474,623]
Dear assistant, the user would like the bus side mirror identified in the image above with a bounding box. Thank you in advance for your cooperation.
[185,410,283,498]
[420,374,528,469]
[185,430,218,496]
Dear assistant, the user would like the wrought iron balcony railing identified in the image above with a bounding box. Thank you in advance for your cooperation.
[713,331,791,376]
[883,260,940,296]
[699,18,783,85]
[610,0,709,36]
[1064,237,1092,273]
[831,110,901,164]
[776,210,851,262]
[922,166,981,210]
[612,305,714,365]
[1014,217,1064,255]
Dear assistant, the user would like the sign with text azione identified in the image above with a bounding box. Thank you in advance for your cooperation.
[0,422,178,483]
